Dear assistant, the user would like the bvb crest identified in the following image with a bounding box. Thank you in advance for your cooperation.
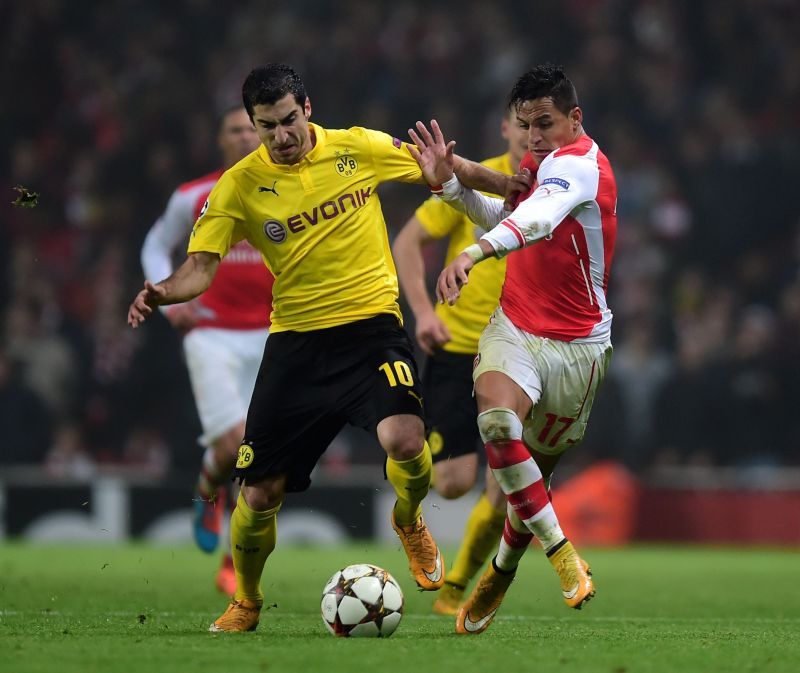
[334,150,358,177]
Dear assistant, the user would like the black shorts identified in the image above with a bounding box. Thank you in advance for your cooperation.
[235,314,425,492]
[422,350,482,464]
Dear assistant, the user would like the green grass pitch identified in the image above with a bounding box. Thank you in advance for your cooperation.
[1,543,798,673]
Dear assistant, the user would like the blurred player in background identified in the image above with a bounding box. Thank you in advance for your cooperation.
[392,105,527,615]
[409,63,617,634]
[140,106,272,595]
[129,63,506,634]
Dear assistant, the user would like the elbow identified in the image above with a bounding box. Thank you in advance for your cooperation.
[521,219,553,242]
[189,252,219,292]
[139,237,154,270]
[391,234,405,259]
[391,222,421,259]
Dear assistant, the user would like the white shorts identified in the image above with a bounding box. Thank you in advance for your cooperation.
[473,308,612,455]
[182,327,269,447]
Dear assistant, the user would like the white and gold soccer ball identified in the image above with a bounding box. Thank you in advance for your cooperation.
[320,563,404,637]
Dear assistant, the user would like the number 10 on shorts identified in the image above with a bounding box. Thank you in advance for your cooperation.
[378,360,414,387]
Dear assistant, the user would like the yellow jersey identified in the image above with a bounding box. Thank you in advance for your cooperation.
[415,153,515,354]
[188,123,423,332]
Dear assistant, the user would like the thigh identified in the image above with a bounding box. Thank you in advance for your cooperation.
[235,328,270,407]
[473,308,544,410]
[423,351,481,463]
[183,329,248,446]
[523,341,612,456]
[236,329,346,493]
[342,317,426,433]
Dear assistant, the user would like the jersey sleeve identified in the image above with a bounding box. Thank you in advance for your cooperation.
[141,188,195,282]
[187,173,247,258]
[438,176,508,231]
[481,153,598,257]
[361,128,424,184]
[414,194,466,239]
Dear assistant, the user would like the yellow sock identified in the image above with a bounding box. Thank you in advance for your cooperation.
[386,442,432,526]
[230,491,281,604]
[446,491,506,587]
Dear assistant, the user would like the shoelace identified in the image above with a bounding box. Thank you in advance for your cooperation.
[401,521,436,566]
[473,577,503,611]
[220,601,256,627]
[555,556,580,590]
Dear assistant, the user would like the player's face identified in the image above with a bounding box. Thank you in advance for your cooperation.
[218,108,260,166]
[501,109,529,168]
[516,97,582,165]
[252,94,313,165]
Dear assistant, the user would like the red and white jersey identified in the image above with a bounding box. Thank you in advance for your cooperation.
[442,134,616,343]
[141,169,273,331]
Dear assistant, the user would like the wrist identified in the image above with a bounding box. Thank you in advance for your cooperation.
[462,243,486,264]
[411,303,437,323]
[430,174,458,197]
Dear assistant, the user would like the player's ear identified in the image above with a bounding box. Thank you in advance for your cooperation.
[571,106,582,130]
[304,97,312,120]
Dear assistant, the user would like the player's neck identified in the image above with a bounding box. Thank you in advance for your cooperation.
[306,125,317,154]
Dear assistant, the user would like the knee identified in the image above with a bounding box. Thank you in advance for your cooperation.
[378,415,425,461]
[242,477,285,511]
[476,407,523,444]
[434,475,474,500]
[214,424,246,464]
[385,434,425,461]
[433,461,477,500]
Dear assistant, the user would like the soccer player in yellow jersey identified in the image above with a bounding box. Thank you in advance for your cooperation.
[393,106,528,615]
[127,63,506,634]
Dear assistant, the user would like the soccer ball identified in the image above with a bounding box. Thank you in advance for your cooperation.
[320,563,404,637]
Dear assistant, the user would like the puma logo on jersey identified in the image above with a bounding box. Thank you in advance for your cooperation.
[258,180,279,196]
[407,390,423,406]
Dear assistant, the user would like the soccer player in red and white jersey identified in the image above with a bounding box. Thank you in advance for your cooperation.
[140,106,273,595]
[408,64,617,634]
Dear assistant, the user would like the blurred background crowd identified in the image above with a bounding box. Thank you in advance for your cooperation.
[2,0,799,480]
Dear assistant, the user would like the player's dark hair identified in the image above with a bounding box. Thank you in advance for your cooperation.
[242,63,306,119]
[508,64,578,116]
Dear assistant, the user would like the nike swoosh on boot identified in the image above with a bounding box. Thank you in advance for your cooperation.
[423,550,443,584]
[462,609,498,633]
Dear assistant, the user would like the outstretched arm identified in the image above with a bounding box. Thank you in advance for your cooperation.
[141,188,203,331]
[408,120,506,228]
[452,156,508,196]
[436,152,594,306]
[407,119,532,203]
[127,251,220,328]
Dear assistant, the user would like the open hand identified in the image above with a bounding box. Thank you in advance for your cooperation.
[436,253,474,306]
[504,167,533,210]
[414,310,452,355]
[128,280,167,328]
[407,120,456,187]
